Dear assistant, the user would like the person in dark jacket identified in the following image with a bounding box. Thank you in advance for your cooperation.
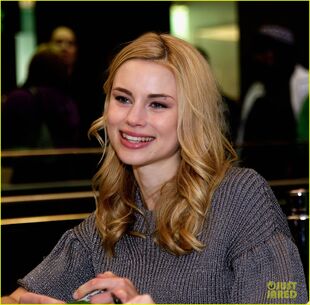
[2,43,80,149]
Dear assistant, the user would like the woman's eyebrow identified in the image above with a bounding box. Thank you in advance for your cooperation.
[148,93,175,100]
[112,87,175,100]
[112,87,133,97]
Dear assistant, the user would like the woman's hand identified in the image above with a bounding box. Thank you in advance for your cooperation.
[73,271,140,304]
[19,292,65,304]
[125,294,155,304]
[2,287,65,304]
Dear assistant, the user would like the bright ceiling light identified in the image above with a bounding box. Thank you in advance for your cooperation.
[196,24,239,42]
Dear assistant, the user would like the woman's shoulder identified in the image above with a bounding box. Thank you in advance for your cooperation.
[73,212,101,250]
[223,166,276,196]
[211,166,291,247]
[215,166,273,206]
[223,166,266,185]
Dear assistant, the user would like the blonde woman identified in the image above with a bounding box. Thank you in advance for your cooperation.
[3,32,307,304]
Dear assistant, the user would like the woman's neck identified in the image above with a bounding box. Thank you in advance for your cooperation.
[133,157,180,210]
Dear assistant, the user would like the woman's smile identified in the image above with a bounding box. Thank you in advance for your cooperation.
[119,131,156,149]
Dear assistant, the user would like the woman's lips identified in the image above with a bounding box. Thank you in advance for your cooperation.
[120,131,155,148]
[121,131,154,143]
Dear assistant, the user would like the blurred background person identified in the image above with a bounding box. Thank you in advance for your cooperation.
[49,26,78,77]
[236,24,309,179]
[2,43,81,183]
[49,25,102,146]
[2,43,80,150]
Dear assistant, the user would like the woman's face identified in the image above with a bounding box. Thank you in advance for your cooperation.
[107,59,179,170]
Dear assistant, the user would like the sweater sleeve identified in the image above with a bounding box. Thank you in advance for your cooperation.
[230,231,308,303]
[225,169,308,303]
[17,215,97,302]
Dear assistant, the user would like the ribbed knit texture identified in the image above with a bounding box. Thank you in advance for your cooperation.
[18,167,308,303]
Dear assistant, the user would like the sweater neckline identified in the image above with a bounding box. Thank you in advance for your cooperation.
[134,189,155,235]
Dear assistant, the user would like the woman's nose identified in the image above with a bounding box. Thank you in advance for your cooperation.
[126,103,146,127]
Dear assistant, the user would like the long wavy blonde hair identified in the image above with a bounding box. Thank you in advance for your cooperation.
[89,32,238,256]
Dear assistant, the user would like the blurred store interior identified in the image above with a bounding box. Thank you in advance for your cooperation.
[1,1,309,295]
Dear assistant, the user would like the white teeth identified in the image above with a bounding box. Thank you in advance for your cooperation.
[122,133,154,143]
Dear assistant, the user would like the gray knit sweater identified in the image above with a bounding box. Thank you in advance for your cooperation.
[18,167,308,303]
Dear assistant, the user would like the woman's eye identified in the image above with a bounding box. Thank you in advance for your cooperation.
[150,102,167,109]
[115,96,130,104]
